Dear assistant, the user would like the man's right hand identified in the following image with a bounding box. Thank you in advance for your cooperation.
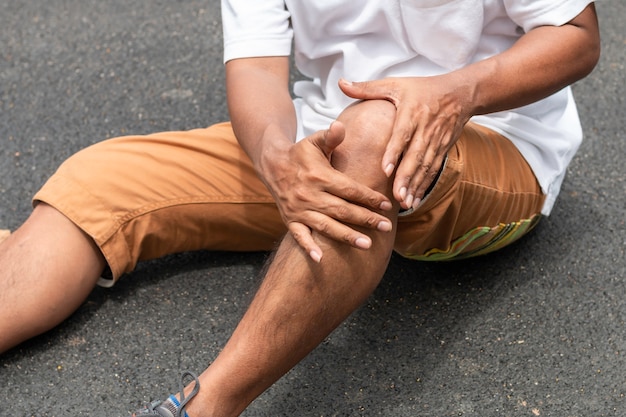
[259,121,393,263]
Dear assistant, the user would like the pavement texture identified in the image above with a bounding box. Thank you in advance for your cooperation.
[0,1,624,416]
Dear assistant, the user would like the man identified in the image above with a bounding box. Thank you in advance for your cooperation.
[0,1,599,416]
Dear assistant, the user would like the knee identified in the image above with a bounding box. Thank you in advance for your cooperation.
[331,100,396,185]
[339,99,395,142]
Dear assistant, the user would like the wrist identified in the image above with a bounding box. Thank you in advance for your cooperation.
[255,129,293,184]
[426,72,476,129]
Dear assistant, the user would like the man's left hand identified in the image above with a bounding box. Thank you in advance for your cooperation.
[339,76,471,210]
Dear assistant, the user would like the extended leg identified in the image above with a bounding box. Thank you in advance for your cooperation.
[0,123,286,353]
[0,203,105,353]
[184,100,399,417]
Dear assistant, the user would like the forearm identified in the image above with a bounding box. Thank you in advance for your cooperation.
[225,56,296,176]
[450,4,600,119]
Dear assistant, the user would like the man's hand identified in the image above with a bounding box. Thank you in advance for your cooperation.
[260,122,393,263]
[339,76,471,210]
[337,4,599,212]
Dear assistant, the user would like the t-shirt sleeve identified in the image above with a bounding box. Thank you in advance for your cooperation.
[504,0,595,33]
[221,0,293,63]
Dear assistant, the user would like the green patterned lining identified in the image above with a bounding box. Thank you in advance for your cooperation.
[407,214,542,261]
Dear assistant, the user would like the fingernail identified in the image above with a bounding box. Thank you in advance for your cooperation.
[412,197,421,210]
[384,163,395,177]
[309,250,322,263]
[380,201,392,211]
[377,220,392,232]
[405,194,414,209]
[355,237,371,249]
[399,187,407,200]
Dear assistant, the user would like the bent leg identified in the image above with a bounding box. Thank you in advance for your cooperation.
[184,100,400,417]
[0,203,105,353]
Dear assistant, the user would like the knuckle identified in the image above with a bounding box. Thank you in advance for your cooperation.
[365,215,378,227]
[281,201,298,219]
[341,184,358,199]
[288,224,303,239]
[399,170,412,183]
[398,127,413,144]
[292,233,304,245]
[292,186,309,202]
[334,204,351,221]
[369,196,383,208]
[317,220,332,236]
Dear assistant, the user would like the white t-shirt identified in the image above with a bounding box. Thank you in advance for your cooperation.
[222,0,594,215]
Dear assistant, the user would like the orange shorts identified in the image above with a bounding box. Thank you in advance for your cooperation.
[34,122,545,285]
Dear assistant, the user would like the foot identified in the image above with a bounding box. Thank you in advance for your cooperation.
[132,371,200,417]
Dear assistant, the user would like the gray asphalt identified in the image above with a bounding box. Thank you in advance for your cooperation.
[1,1,624,416]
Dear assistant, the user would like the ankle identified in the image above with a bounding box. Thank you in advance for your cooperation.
[184,388,244,417]
[184,371,254,417]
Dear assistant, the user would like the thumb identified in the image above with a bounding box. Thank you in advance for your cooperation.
[338,78,389,101]
[311,121,345,159]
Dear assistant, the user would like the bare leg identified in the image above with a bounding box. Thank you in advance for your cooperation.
[185,100,399,417]
[0,203,106,353]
